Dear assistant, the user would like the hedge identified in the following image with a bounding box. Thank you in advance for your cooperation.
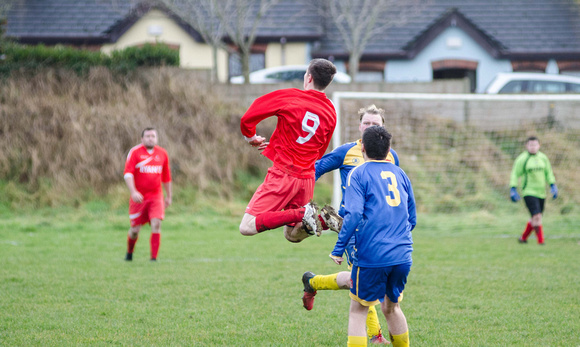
[0,42,180,76]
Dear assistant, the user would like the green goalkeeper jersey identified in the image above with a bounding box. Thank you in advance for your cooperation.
[509,151,556,199]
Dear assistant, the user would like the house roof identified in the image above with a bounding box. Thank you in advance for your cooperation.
[5,0,580,59]
[4,0,324,45]
[314,0,580,60]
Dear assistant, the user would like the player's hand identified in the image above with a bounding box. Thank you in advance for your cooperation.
[246,135,266,147]
[165,196,172,207]
[510,187,520,202]
[550,184,558,200]
[257,141,269,151]
[131,191,144,203]
[329,254,343,265]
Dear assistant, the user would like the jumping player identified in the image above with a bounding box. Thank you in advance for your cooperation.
[302,105,399,344]
[123,127,172,261]
[239,58,342,242]
[510,136,558,245]
[330,126,416,347]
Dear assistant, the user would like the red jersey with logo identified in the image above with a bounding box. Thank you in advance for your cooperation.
[240,88,337,178]
[124,144,171,200]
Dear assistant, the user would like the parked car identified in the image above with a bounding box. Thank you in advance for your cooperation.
[485,72,580,94]
[230,65,352,84]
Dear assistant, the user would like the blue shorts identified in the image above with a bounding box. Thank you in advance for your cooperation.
[350,262,411,306]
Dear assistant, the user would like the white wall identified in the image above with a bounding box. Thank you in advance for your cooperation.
[386,26,512,93]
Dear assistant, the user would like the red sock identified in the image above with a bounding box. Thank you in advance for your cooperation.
[150,233,161,259]
[534,225,544,244]
[521,222,533,241]
[255,208,305,232]
[318,215,329,230]
[127,235,138,254]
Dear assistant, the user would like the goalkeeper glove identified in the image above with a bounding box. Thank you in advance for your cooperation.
[550,184,558,199]
[510,187,520,202]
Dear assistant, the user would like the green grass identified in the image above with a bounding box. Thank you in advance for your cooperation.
[1,200,579,346]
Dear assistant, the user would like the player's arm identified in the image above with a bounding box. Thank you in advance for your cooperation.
[544,155,558,199]
[240,90,289,146]
[124,174,143,203]
[315,144,350,181]
[405,175,417,231]
[509,154,525,188]
[123,150,143,203]
[390,148,400,167]
[331,168,364,262]
[162,153,172,207]
[163,181,172,207]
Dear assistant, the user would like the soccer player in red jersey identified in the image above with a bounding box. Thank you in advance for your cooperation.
[123,128,172,261]
[239,58,342,242]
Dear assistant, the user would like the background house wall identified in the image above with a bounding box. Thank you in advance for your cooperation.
[101,9,229,82]
[386,27,512,93]
[265,42,309,68]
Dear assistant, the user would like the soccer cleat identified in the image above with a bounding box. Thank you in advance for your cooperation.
[518,238,528,244]
[370,333,390,345]
[303,202,322,236]
[125,253,133,261]
[302,271,317,310]
[320,204,343,233]
[150,258,157,261]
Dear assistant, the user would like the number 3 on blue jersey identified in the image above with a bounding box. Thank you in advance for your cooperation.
[381,171,401,206]
[296,111,320,144]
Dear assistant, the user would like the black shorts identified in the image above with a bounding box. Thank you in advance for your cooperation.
[524,196,545,216]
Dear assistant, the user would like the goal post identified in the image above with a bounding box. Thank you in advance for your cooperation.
[329,92,580,214]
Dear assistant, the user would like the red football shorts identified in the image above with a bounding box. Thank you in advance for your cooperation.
[246,166,315,216]
[129,196,165,227]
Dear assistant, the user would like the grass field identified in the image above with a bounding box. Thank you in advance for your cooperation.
[1,198,579,346]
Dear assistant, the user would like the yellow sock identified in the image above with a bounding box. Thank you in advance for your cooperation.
[310,273,340,290]
[366,305,381,338]
[390,330,409,347]
[347,335,367,347]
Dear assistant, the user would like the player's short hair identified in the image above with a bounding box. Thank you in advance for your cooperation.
[526,136,539,143]
[141,127,156,137]
[358,104,385,124]
[307,59,337,90]
[362,125,392,160]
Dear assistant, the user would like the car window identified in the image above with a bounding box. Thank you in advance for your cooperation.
[498,80,525,93]
[566,83,580,92]
[528,80,566,93]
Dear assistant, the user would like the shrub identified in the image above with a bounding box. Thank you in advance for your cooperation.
[0,42,179,77]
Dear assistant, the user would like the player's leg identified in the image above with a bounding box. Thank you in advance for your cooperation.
[518,220,533,243]
[348,266,383,347]
[150,218,161,261]
[239,167,312,236]
[532,212,544,244]
[126,199,147,261]
[148,198,166,261]
[301,270,351,310]
[381,263,411,347]
[367,305,389,344]
[348,299,370,347]
[381,299,408,347]
[126,225,141,261]
[524,196,545,244]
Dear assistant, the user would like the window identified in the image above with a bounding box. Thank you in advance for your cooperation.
[228,53,265,78]
[498,80,525,93]
[528,81,566,93]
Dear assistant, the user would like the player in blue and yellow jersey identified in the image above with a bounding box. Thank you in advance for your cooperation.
[330,126,416,347]
[510,136,557,245]
[302,105,398,344]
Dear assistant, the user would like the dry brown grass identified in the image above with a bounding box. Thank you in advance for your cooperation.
[0,67,271,205]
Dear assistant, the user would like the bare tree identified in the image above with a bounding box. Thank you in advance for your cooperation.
[215,0,279,84]
[318,0,422,80]
[0,0,14,39]
[162,0,226,82]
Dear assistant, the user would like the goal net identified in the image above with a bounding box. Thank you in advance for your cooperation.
[330,92,580,215]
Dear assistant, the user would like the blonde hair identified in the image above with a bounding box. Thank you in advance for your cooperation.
[358,104,385,123]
